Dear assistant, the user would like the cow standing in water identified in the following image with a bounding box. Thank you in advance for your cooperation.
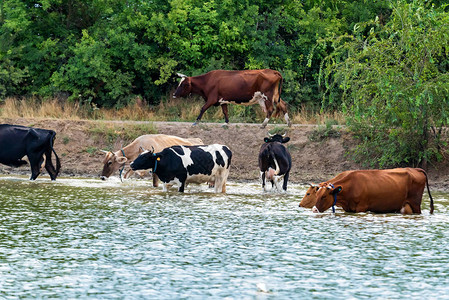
[131,144,232,193]
[100,134,203,186]
[258,133,292,191]
[0,124,61,180]
[173,69,291,128]
[312,168,434,214]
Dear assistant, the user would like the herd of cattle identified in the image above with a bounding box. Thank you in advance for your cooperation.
[0,69,435,214]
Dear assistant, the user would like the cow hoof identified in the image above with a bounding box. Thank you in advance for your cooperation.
[192,122,198,126]
[222,123,229,129]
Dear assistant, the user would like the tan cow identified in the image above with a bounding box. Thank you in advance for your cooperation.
[100,134,203,186]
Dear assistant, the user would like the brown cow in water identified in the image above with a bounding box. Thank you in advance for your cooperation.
[299,184,321,208]
[100,134,203,186]
[173,69,291,128]
[312,168,434,214]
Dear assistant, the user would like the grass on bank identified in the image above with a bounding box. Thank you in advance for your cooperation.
[0,97,346,125]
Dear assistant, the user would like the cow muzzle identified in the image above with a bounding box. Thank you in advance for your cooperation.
[100,176,107,181]
[312,206,320,213]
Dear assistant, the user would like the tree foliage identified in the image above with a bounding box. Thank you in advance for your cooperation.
[1,0,394,106]
[321,1,449,167]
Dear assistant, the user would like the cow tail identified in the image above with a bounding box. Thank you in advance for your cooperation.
[274,71,283,118]
[420,169,434,214]
[50,131,61,176]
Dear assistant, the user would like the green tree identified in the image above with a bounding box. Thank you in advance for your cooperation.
[321,1,449,167]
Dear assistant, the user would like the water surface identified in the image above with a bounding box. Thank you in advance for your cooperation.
[0,176,448,299]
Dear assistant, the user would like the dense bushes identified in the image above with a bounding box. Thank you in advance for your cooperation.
[1,0,448,167]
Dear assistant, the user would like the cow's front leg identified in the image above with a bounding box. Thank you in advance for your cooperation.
[178,181,186,192]
[28,154,42,180]
[195,100,215,125]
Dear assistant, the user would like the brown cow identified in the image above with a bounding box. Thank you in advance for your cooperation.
[312,168,434,214]
[100,134,203,186]
[173,69,291,128]
[299,172,351,208]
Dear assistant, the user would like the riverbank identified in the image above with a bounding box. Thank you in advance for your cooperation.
[1,117,448,191]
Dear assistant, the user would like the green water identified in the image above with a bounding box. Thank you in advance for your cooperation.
[0,175,448,299]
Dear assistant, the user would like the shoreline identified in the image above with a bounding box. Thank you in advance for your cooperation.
[1,117,448,192]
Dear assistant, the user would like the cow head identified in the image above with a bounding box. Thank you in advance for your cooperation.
[299,184,320,208]
[264,133,290,144]
[130,148,159,171]
[100,151,128,180]
[173,73,191,98]
[313,183,342,213]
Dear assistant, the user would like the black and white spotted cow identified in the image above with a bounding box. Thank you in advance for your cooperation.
[258,133,292,191]
[130,144,232,193]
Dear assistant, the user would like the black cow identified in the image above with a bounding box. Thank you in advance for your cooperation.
[130,144,232,193]
[258,133,291,191]
[0,124,61,180]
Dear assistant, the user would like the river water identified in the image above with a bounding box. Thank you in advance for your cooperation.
[0,175,448,299]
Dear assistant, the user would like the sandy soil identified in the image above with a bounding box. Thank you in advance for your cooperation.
[1,117,448,191]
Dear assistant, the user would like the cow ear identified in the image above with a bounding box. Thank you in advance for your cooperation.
[332,186,342,194]
[282,137,290,143]
[264,137,270,143]
[116,157,128,164]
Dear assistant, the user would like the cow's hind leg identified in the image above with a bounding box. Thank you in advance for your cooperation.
[215,168,229,193]
[282,172,289,191]
[44,149,58,180]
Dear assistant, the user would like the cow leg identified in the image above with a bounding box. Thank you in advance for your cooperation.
[282,172,289,191]
[260,171,265,190]
[195,101,214,125]
[28,154,43,180]
[221,104,230,125]
[215,168,229,193]
[261,102,274,128]
[400,203,413,214]
[178,181,185,192]
[152,174,159,187]
[44,150,58,180]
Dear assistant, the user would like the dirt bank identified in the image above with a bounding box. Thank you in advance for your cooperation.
[1,117,448,191]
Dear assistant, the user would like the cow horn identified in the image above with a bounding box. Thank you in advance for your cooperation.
[177,73,187,78]
[282,132,287,137]
[100,150,109,154]
[139,146,146,153]
[151,146,155,153]
[267,132,274,137]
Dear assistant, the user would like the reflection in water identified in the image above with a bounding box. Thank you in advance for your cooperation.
[0,175,448,298]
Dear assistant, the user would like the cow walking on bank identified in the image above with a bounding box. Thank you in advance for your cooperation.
[312,168,434,214]
[0,124,61,180]
[258,133,292,191]
[100,134,203,185]
[130,144,232,193]
[173,69,291,128]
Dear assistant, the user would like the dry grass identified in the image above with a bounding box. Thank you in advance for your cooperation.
[0,97,346,125]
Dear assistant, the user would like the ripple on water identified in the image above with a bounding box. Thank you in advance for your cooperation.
[1,176,449,299]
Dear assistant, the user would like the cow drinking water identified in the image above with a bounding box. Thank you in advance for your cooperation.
[0,124,61,180]
[312,168,434,214]
[100,134,203,185]
[130,144,232,193]
[173,69,291,128]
